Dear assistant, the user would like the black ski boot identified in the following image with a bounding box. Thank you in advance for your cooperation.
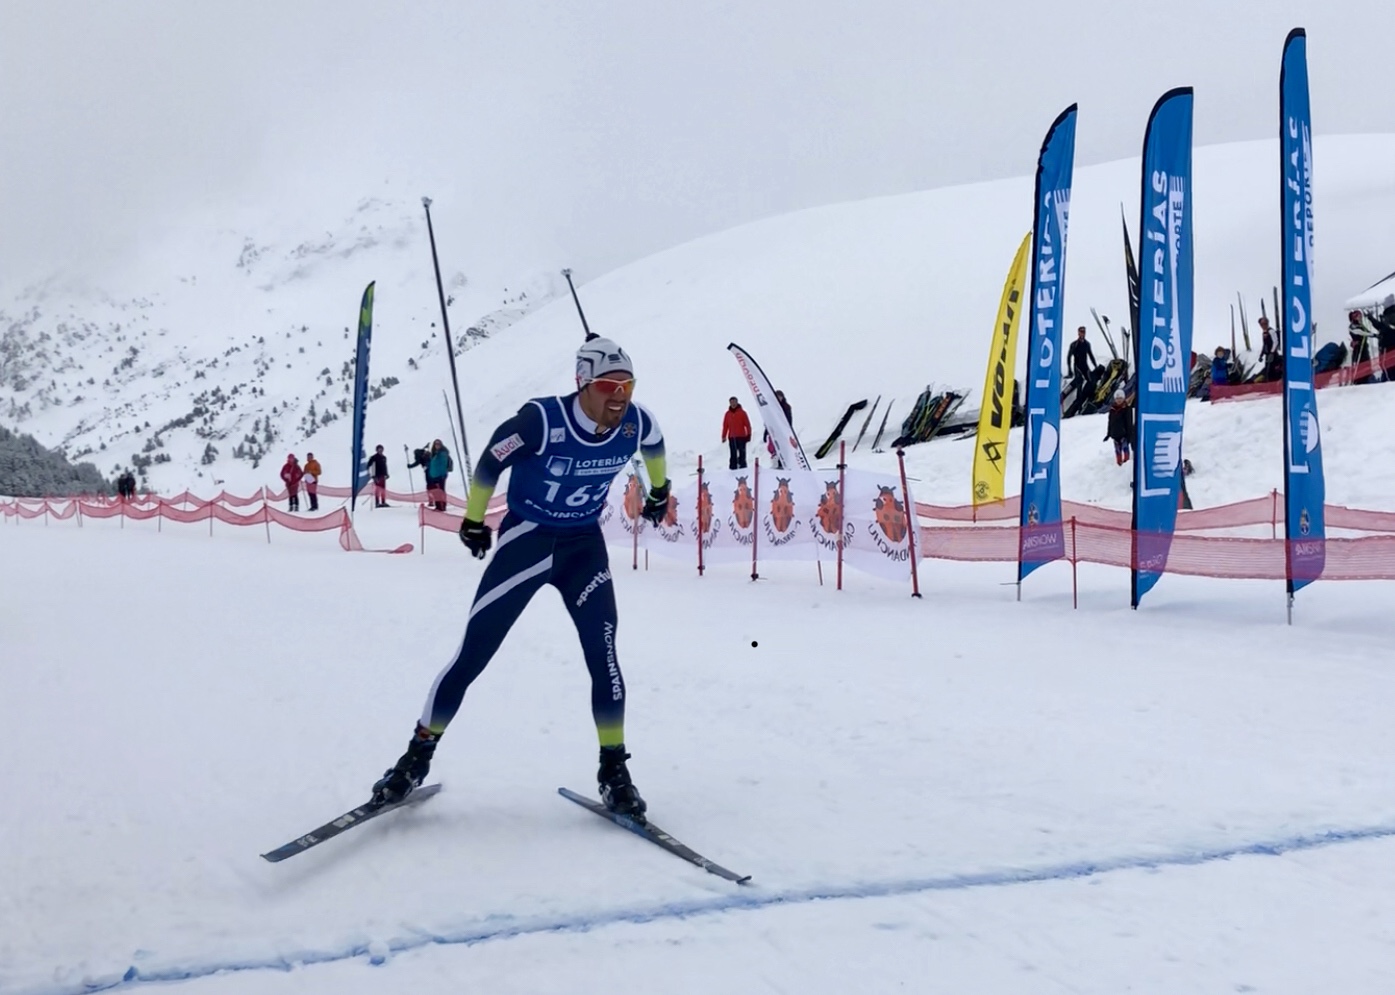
[598,745,646,820]
[372,724,439,806]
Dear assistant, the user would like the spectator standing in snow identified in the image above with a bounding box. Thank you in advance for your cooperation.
[1104,389,1134,465]
[1257,315,1282,381]
[1349,323,1375,384]
[367,444,390,507]
[303,452,322,511]
[426,439,453,512]
[1067,326,1097,394]
[280,454,303,512]
[721,396,752,470]
[1211,346,1231,388]
[1258,315,1275,361]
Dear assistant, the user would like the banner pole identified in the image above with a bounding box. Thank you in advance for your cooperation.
[836,442,846,591]
[421,197,473,487]
[897,448,922,599]
[696,455,705,577]
[264,500,272,544]
[1070,516,1079,610]
[751,458,760,581]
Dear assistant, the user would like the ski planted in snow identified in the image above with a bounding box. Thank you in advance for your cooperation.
[870,399,895,452]
[850,395,882,451]
[260,784,443,862]
[814,399,868,460]
[557,787,751,884]
[1090,307,1119,360]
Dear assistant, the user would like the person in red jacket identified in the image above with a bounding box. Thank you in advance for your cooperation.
[721,396,752,470]
[280,454,304,512]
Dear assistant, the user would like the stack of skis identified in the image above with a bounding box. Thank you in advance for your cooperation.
[813,396,899,458]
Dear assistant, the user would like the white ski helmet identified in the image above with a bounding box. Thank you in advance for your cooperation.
[575,336,633,384]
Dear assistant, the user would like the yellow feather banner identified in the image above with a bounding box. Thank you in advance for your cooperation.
[972,232,1032,505]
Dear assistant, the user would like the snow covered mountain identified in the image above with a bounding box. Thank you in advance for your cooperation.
[3,136,1393,496]
[0,192,565,491]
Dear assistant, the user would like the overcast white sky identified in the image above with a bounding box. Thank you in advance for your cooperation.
[2,0,1391,288]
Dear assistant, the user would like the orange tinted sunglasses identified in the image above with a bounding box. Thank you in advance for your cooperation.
[583,377,636,397]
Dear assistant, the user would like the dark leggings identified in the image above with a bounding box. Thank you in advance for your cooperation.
[419,515,626,746]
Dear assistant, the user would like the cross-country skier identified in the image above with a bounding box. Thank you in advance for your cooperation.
[371,336,671,819]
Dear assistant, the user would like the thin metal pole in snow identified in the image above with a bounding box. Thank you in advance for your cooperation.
[561,269,594,339]
[751,457,760,581]
[631,474,640,571]
[442,389,464,504]
[836,442,846,591]
[421,196,473,487]
[897,448,922,598]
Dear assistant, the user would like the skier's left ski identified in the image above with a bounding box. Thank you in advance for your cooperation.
[261,784,442,862]
[557,787,751,884]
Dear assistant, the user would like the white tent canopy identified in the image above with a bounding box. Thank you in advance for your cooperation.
[1346,270,1395,311]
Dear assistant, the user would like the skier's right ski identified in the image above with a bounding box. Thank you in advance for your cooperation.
[870,399,894,452]
[261,784,442,862]
[850,395,881,451]
[558,787,751,884]
[815,399,868,460]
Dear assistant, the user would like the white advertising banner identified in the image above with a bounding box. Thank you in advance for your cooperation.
[604,466,917,581]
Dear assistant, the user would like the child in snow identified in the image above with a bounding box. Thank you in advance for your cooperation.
[1104,390,1133,465]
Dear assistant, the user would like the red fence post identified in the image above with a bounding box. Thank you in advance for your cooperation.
[751,457,760,581]
[696,455,705,577]
[897,448,922,599]
[836,442,846,591]
[631,472,640,571]
[1271,488,1278,540]
[1070,516,1078,610]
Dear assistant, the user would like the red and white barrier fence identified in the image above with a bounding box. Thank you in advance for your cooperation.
[14,470,1395,590]
[1,495,411,554]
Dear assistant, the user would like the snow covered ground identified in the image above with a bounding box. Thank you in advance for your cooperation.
[7,372,1395,993]
[6,129,1395,994]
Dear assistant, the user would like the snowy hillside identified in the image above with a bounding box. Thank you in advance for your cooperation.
[0,191,564,492]
[5,136,1393,497]
[399,133,1395,481]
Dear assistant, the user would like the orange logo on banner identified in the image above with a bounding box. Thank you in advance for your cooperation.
[623,476,643,521]
[769,479,795,533]
[816,481,842,535]
[873,486,907,542]
[732,477,754,529]
[697,482,714,534]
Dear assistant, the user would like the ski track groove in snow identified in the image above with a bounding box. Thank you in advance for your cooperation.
[25,819,1395,995]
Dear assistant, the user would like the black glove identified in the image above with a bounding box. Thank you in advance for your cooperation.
[641,480,671,526]
[458,518,492,559]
